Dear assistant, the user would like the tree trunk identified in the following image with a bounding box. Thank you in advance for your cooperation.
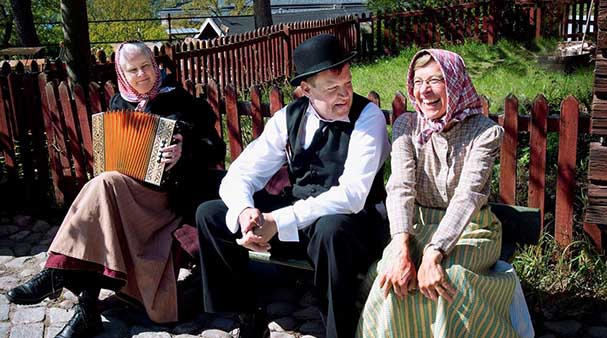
[253,0,273,28]
[0,5,12,48]
[9,0,40,47]
[60,0,90,87]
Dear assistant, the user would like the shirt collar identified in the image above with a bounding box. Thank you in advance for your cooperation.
[306,100,350,123]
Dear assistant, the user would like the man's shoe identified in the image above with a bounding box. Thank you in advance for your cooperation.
[6,269,63,304]
[54,302,103,338]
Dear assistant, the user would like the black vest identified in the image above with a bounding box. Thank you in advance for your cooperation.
[285,94,386,207]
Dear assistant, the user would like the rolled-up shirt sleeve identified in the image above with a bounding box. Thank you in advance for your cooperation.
[219,109,288,234]
[271,103,390,241]
[430,124,504,254]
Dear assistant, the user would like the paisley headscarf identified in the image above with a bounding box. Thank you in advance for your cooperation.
[115,41,161,111]
[407,49,483,145]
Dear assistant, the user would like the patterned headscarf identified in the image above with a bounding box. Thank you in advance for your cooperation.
[115,41,161,111]
[407,49,482,145]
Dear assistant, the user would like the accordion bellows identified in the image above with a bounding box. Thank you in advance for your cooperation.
[92,110,176,186]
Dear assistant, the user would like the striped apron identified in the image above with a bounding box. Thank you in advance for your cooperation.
[356,205,520,338]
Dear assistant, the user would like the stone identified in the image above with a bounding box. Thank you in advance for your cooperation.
[293,306,322,321]
[266,302,298,319]
[48,307,74,325]
[4,257,31,269]
[270,332,297,338]
[200,329,233,338]
[207,316,239,332]
[0,225,19,236]
[588,326,607,338]
[19,269,36,278]
[0,323,9,338]
[0,276,19,290]
[173,335,200,338]
[13,215,32,227]
[29,246,48,256]
[0,294,8,304]
[9,231,30,242]
[24,233,43,244]
[38,239,52,245]
[12,244,31,257]
[543,320,582,336]
[12,306,46,324]
[44,326,63,338]
[298,320,325,336]
[131,332,172,338]
[9,323,44,338]
[0,303,8,321]
[268,317,298,332]
[301,335,323,338]
[172,320,202,334]
[62,291,77,301]
[43,227,59,240]
[299,290,321,307]
[0,256,13,266]
[31,220,51,233]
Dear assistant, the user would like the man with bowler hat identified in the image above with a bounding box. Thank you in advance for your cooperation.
[195,34,390,338]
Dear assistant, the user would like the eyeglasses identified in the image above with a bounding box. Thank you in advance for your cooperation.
[413,76,445,89]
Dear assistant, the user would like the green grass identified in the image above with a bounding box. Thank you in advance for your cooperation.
[350,38,594,114]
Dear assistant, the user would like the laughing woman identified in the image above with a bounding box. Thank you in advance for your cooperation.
[356,49,522,338]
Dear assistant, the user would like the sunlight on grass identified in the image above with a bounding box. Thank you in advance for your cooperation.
[351,38,594,113]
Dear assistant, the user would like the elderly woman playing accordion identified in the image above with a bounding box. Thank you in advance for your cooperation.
[6,41,224,338]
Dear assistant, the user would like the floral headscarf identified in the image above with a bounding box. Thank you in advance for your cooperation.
[407,49,482,145]
[115,41,161,111]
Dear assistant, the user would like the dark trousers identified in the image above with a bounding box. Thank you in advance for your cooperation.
[196,192,387,338]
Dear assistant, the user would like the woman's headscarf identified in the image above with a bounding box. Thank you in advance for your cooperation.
[115,41,161,111]
[407,49,482,145]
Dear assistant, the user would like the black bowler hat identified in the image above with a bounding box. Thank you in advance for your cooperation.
[290,34,357,86]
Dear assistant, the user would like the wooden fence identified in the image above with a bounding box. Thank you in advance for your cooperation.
[562,0,598,41]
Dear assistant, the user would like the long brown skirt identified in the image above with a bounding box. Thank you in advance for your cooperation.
[48,171,181,323]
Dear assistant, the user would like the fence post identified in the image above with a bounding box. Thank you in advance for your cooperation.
[225,84,242,160]
[555,95,579,247]
[528,94,548,228]
[487,0,496,45]
[499,95,518,205]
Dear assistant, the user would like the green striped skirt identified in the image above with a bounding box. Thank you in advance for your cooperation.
[356,205,520,338]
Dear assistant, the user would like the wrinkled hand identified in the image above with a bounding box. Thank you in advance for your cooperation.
[238,207,265,234]
[417,248,456,303]
[161,134,183,171]
[378,234,417,299]
[236,212,277,252]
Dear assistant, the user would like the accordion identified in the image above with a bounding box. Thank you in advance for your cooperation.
[92,110,177,186]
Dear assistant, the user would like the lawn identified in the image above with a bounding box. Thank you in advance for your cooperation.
[350,38,594,114]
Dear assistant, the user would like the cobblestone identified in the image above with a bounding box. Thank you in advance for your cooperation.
[12,306,45,324]
[2,214,606,338]
[9,323,44,338]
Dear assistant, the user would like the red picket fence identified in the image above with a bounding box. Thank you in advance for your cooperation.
[0,73,594,248]
[170,16,359,96]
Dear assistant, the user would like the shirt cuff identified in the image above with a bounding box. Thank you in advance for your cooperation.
[225,204,252,234]
[271,207,299,242]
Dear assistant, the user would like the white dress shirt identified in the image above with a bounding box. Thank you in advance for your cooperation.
[219,99,390,242]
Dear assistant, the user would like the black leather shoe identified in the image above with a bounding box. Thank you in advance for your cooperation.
[6,269,63,304]
[55,302,103,338]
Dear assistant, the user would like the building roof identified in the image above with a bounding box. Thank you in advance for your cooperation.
[195,6,368,38]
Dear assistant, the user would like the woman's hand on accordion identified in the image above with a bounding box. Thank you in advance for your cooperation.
[161,134,183,171]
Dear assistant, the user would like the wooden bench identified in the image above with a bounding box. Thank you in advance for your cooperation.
[248,204,541,271]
